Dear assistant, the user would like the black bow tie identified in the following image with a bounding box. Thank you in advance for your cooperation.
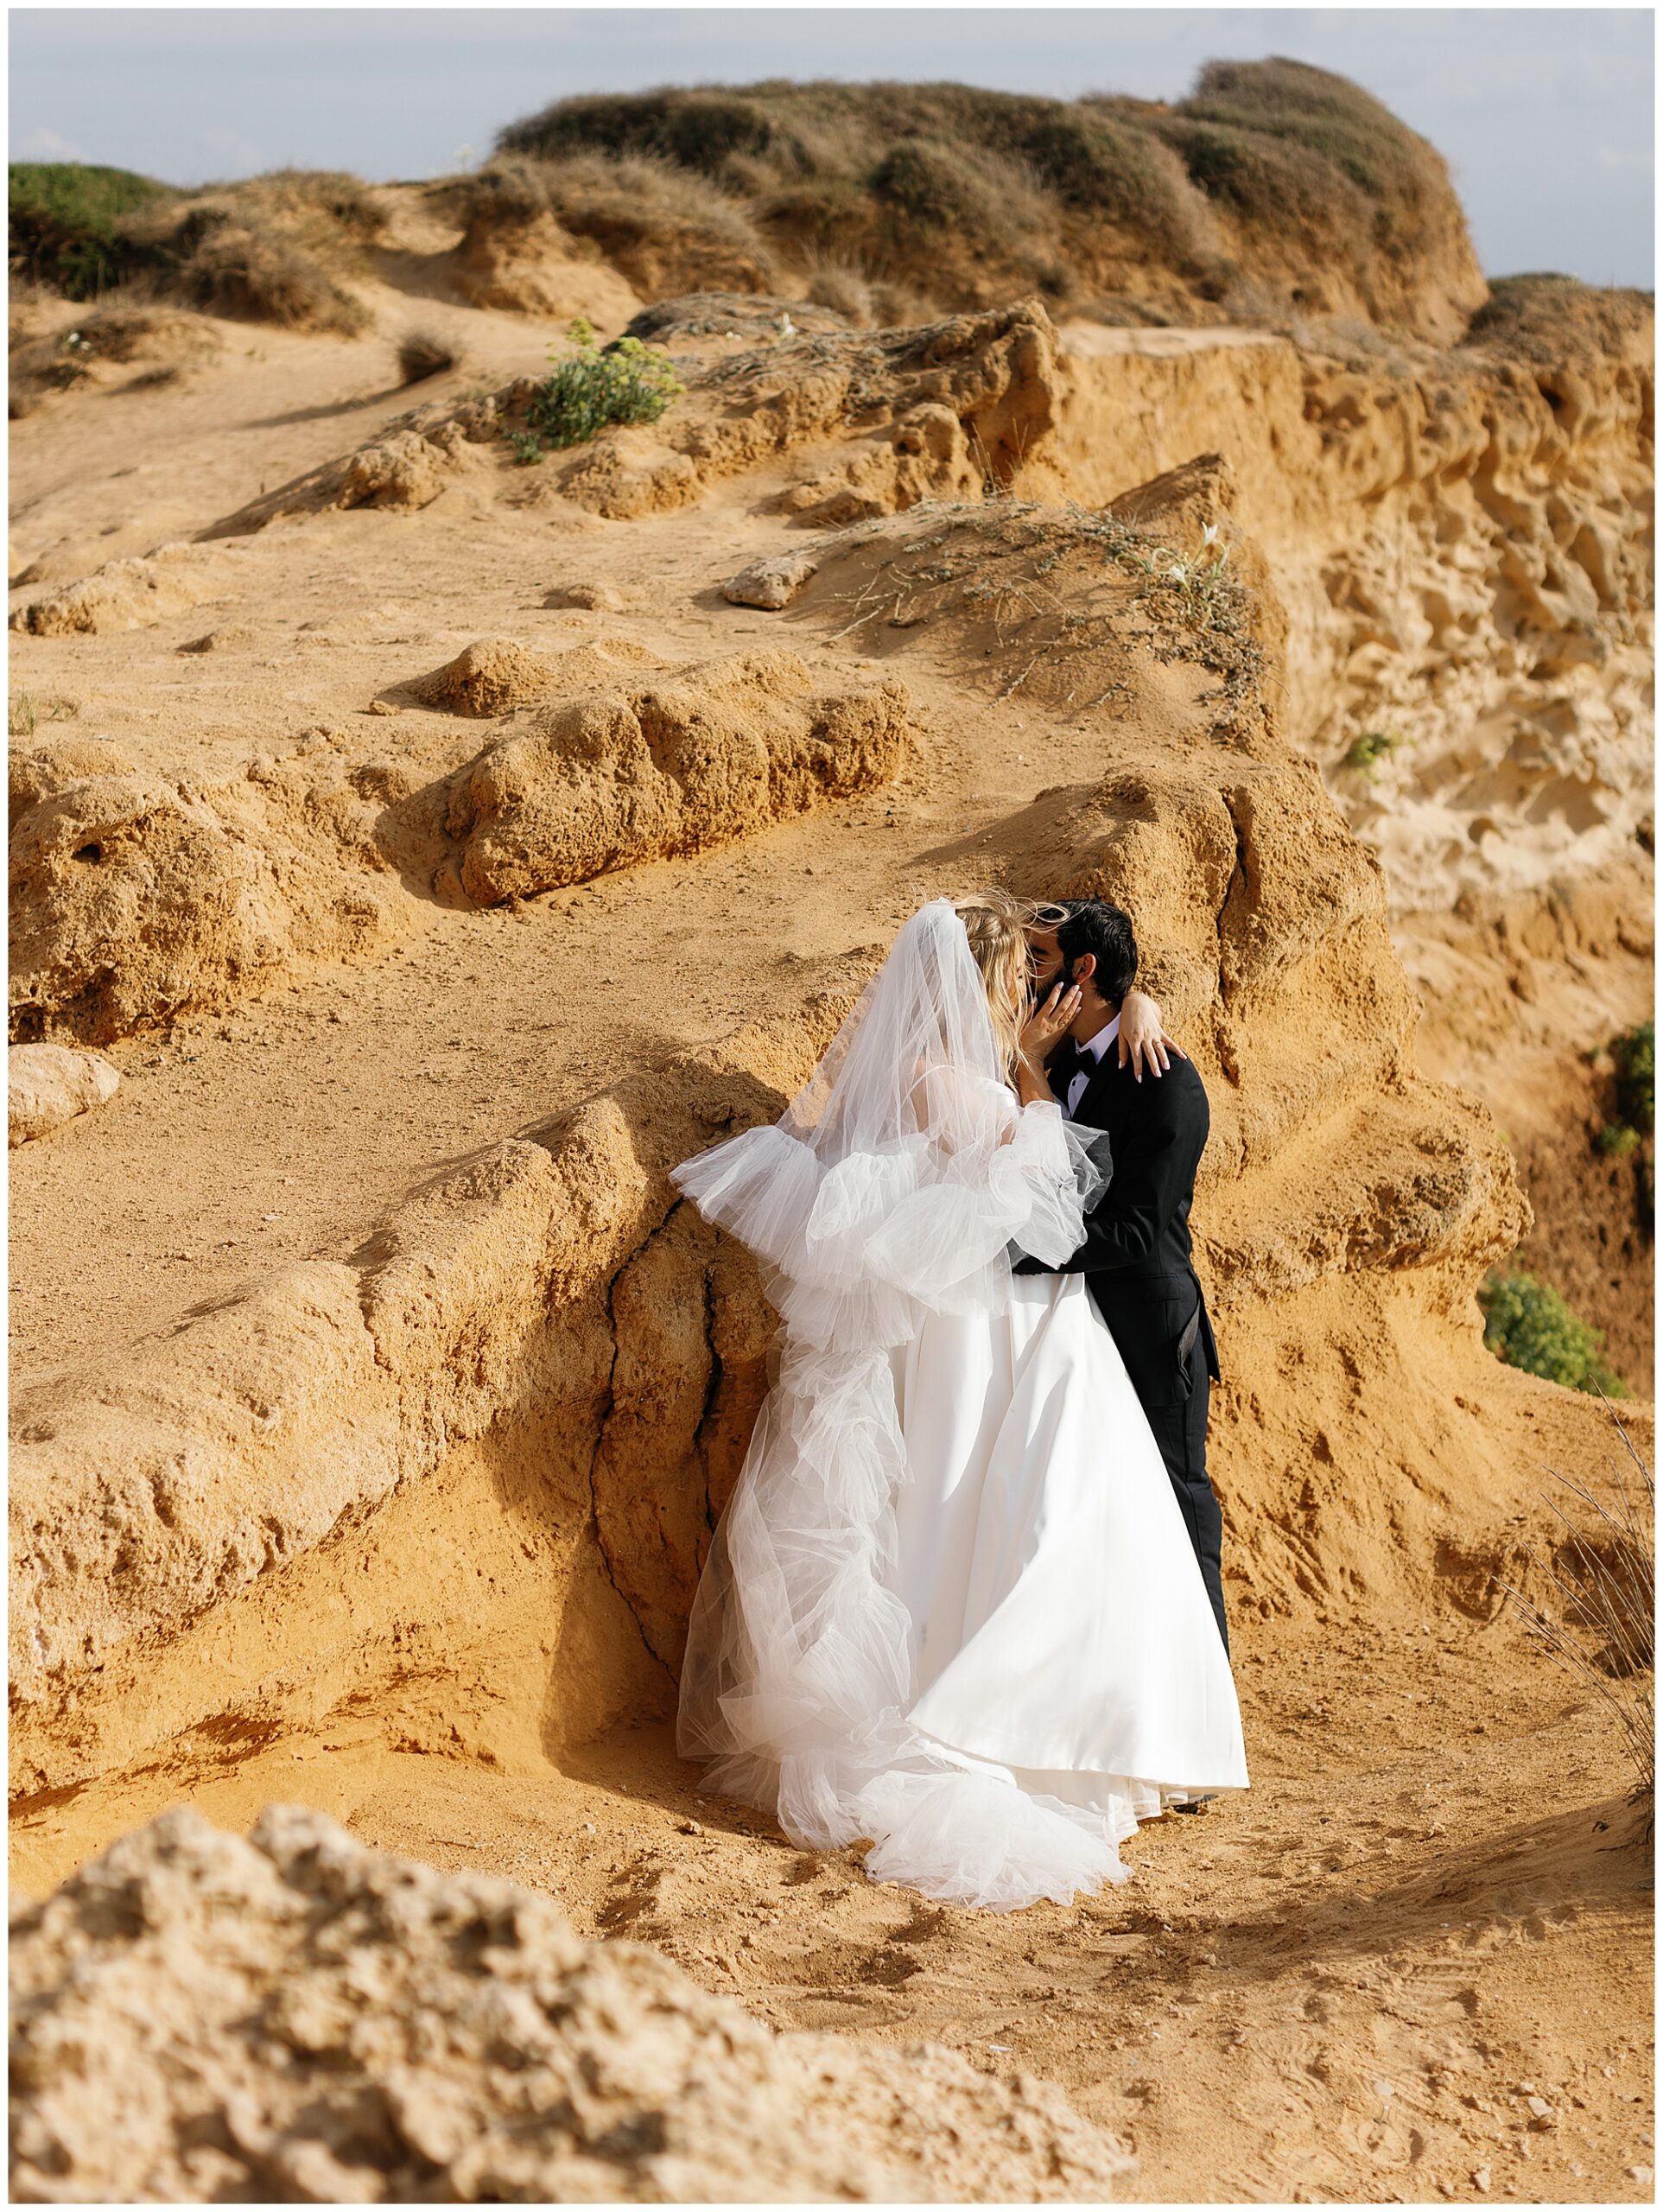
[1050,1038,1089,1089]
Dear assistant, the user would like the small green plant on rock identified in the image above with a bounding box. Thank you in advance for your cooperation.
[1480,1268,1627,1396]
[508,315,687,461]
[1610,1020,1654,1136]
[1595,1018,1654,1229]
[8,692,77,739]
[1598,1122,1642,1157]
[1126,523,1238,630]
[1343,726,1405,775]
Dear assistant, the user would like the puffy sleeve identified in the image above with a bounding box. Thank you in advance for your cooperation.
[672,1091,1111,1353]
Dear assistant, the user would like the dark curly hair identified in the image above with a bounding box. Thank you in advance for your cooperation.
[1041,898,1139,1005]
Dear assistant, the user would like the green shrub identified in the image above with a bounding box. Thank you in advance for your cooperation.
[10,161,175,296]
[1611,1020,1654,1136]
[515,318,685,455]
[871,137,986,229]
[499,90,773,175]
[1598,1122,1643,1157]
[1480,1269,1627,1396]
[1343,728,1404,773]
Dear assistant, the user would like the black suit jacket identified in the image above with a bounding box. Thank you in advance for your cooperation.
[1016,1045,1220,1410]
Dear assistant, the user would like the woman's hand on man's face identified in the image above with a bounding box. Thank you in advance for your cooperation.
[1019,981,1082,1064]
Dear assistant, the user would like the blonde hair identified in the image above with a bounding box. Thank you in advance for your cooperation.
[954,891,1039,1080]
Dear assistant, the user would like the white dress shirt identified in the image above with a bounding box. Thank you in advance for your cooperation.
[1064,1013,1120,1119]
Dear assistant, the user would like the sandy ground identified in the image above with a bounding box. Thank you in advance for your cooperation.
[9,265,1654,2204]
[11,1609,1652,2204]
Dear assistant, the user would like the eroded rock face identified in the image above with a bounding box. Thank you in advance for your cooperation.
[197,298,1064,539]
[8,469,1546,1805]
[451,652,911,903]
[560,297,1060,525]
[9,1805,1129,2204]
[1055,296,1654,917]
[8,1043,119,1146]
[10,543,237,636]
[454,206,642,322]
[7,650,910,1045]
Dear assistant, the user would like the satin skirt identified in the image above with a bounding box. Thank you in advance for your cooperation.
[888,1270,1248,1841]
[677,1265,1248,1910]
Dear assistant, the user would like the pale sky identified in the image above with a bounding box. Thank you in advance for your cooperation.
[9,8,1654,287]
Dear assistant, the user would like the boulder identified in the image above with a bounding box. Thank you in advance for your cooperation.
[9,1806,1130,2204]
[723,550,820,609]
[9,1043,119,1146]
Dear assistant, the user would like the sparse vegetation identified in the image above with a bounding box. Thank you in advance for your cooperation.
[9,303,219,416]
[459,151,775,300]
[8,692,78,739]
[1480,1268,1627,1396]
[510,316,686,458]
[1610,1020,1654,1136]
[1499,1408,1653,1808]
[397,328,459,385]
[492,69,1474,335]
[813,498,1264,713]
[1593,1020,1655,1228]
[9,162,175,296]
[9,162,378,334]
[1343,727,1406,774]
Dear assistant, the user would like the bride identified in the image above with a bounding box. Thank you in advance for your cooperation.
[670,893,1248,1910]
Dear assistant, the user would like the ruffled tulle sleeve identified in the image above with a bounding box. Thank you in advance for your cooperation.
[671,1095,1110,1353]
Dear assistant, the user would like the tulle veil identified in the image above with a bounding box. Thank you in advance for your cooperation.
[670,898,1136,1908]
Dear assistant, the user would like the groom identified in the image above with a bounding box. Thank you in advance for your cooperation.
[1016,899,1230,1657]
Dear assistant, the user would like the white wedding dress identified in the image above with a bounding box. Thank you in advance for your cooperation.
[672,901,1247,1910]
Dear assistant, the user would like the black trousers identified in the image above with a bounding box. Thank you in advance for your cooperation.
[1142,1349,1229,1657]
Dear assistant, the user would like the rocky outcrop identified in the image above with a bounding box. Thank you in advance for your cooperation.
[449,652,911,904]
[8,756,394,1046]
[1055,290,1653,918]
[196,299,1064,537]
[10,542,239,635]
[10,1806,1129,2203]
[723,549,820,609]
[416,636,562,716]
[452,187,640,322]
[8,1043,119,1146]
[8,651,911,1045]
[9,471,1555,1808]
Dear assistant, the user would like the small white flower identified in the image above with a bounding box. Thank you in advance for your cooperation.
[1200,523,1220,547]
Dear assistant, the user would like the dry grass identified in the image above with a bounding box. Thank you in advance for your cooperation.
[1499,1402,1654,1810]
[493,69,1473,334]
[806,499,1265,715]
[1463,272,1656,365]
[802,259,875,327]
[11,164,382,336]
[460,151,776,298]
[8,301,219,414]
[397,327,460,385]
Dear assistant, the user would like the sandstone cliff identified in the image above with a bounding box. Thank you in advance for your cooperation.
[6,457,1558,1806]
